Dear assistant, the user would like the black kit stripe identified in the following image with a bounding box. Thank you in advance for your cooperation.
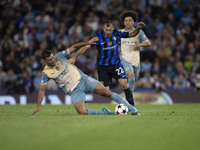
[96,32,102,65]
[109,36,114,65]
[96,46,101,65]
[102,34,108,65]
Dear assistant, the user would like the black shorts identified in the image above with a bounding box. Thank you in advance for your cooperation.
[97,64,127,86]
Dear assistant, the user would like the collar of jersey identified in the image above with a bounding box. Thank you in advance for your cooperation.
[47,64,53,69]
[124,27,135,32]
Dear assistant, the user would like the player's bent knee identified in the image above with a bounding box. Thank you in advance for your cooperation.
[118,79,129,90]
[77,109,88,115]
[121,82,129,90]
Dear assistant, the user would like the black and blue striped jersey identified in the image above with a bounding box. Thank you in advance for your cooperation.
[95,28,129,66]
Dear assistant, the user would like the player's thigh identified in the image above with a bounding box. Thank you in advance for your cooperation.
[84,75,100,92]
[83,74,112,99]
[71,88,88,115]
[81,74,112,97]
[121,57,135,78]
[71,88,86,105]
[97,68,111,86]
[113,63,127,81]
[113,63,129,89]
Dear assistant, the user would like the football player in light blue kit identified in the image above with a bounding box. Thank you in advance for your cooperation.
[32,37,139,115]
[119,11,151,106]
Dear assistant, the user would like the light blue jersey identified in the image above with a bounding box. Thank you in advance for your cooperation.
[41,50,81,93]
[119,28,149,68]
[119,28,149,85]
[41,50,99,104]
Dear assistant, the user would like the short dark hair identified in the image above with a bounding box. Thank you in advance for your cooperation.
[41,50,52,60]
[103,20,113,27]
[119,11,138,22]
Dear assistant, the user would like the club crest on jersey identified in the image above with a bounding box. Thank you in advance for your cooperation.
[126,67,129,71]
[108,41,112,46]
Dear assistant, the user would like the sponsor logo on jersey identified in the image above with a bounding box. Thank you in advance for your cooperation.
[103,45,117,50]
[122,41,135,45]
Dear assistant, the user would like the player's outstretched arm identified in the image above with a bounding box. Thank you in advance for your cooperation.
[68,45,91,64]
[135,41,151,47]
[128,22,145,37]
[68,37,99,54]
[32,84,47,115]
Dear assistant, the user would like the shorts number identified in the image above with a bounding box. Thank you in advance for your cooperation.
[116,67,124,75]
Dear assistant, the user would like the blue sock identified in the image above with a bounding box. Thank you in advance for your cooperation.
[128,77,135,92]
[123,87,134,106]
[88,109,105,115]
[111,92,134,110]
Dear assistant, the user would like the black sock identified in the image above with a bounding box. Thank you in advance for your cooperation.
[123,87,134,106]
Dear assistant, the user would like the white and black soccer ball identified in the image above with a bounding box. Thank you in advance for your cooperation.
[115,104,129,115]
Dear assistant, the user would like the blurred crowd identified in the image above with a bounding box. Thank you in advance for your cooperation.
[0,0,200,94]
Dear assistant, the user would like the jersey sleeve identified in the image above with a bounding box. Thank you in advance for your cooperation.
[57,49,70,59]
[41,72,50,85]
[139,30,149,43]
[117,30,129,38]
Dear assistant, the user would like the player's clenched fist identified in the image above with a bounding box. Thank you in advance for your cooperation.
[137,22,145,29]
[88,37,99,45]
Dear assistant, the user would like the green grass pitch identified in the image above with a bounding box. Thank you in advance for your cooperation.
[0,103,200,150]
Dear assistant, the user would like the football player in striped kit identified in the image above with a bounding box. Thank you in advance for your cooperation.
[95,20,145,106]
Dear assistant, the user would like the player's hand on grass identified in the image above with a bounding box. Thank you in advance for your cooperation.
[88,37,99,45]
[137,22,145,29]
[32,107,40,115]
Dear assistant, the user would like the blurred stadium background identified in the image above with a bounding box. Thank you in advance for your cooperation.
[0,0,200,104]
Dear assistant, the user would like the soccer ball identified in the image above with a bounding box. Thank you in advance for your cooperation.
[115,104,129,115]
